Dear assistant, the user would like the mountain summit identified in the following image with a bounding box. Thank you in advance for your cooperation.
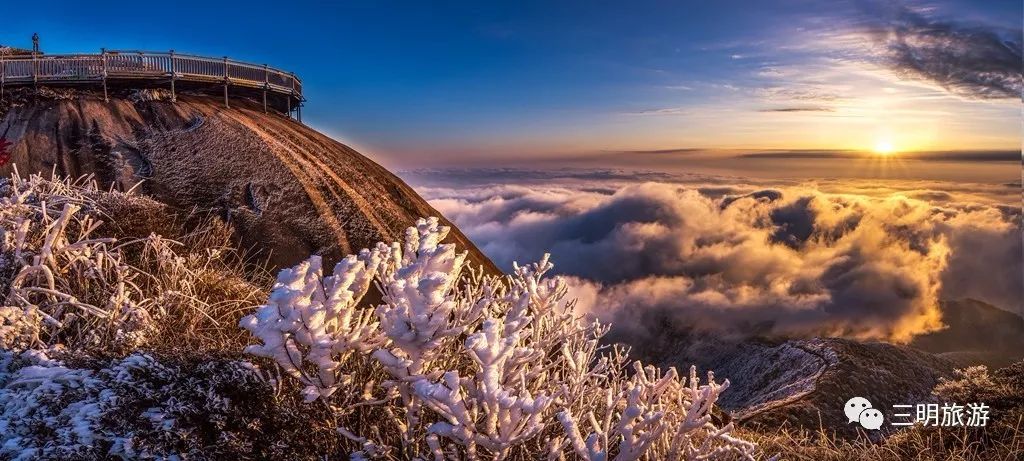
[0,87,496,272]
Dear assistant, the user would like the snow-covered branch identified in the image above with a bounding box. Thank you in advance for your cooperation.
[240,217,757,460]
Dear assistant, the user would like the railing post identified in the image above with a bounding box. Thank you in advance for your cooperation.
[101,48,109,102]
[169,50,177,102]
[1,54,5,101]
[262,64,268,113]
[222,56,229,109]
[290,72,297,120]
[32,48,38,93]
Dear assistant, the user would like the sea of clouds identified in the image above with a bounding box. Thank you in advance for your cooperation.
[406,169,1021,344]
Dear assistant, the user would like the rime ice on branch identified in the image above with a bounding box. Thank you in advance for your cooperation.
[240,217,757,460]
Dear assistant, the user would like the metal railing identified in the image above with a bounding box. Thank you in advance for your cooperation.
[0,50,303,117]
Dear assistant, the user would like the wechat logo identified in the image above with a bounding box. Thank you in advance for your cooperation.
[845,397,884,430]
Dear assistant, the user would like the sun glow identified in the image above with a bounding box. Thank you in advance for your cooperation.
[873,139,895,156]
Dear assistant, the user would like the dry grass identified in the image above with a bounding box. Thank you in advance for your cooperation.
[741,418,1023,460]
[744,359,1024,460]
[0,169,272,354]
[126,216,273,353]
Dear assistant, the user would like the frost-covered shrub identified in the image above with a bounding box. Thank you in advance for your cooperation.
[0,305,42,349]
[0,172,149,350]
[240,250,386,401]
[933,366,997,403]
[933,362,1024,416]
[0,171,265,353]
[241,217,757,460]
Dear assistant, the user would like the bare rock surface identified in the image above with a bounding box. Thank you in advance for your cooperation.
[0,88,498,272]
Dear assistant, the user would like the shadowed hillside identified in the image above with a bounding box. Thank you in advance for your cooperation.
[638,334,956,438]
[911,299,1024,368]
[0,87,497,272]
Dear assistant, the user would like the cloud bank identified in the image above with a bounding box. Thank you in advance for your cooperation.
[418,173,1021,343]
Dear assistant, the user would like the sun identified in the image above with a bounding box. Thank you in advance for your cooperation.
[872,139,895,156]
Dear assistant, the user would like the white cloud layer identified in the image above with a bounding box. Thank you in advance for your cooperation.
[413,170,1021,343]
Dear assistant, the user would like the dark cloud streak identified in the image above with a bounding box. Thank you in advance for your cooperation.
[758,107,835,113]
[861,1,1023,99]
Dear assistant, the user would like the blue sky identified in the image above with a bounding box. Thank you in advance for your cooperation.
[2,1,1020,166]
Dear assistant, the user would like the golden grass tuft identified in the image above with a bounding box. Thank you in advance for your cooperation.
[741,418,1023,460]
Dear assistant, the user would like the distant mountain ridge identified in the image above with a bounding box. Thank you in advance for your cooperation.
[641,335,955,437]
[630,298,1021,437]
[910,298,1024,368]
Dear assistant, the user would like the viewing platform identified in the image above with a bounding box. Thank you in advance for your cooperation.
[0,49,304,120]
